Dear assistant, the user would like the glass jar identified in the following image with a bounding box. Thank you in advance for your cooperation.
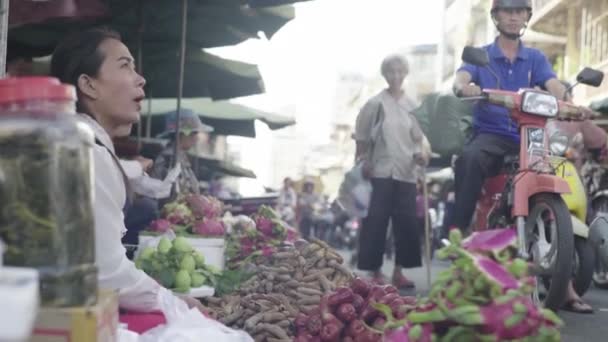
[0,77,97,306]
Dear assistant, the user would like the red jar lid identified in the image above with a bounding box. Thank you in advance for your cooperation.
[0,77,76,104]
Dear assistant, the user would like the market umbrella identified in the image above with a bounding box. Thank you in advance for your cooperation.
[7,1,296,53]
[27,48,265,101]
[141,100,295,138]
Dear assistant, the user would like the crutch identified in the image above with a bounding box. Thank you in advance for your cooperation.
[422,169,432,290]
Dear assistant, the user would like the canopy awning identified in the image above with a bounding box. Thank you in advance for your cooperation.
[191,154,257,179]
[29,49,265,100]
[140,98,295,138]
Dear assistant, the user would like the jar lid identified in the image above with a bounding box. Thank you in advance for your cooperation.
[0,77,76,104]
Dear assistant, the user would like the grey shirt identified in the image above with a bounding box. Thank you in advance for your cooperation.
[354,89,424,183]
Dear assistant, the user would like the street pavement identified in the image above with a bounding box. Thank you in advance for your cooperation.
[340,250,608,341]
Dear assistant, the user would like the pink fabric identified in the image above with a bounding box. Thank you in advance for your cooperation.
[119,311,167,334]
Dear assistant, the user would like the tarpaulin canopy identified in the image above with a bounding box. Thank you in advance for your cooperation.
[8,0,295,53]
[191,154,257,179]
[29,48,265,100]
[140,98,295,138]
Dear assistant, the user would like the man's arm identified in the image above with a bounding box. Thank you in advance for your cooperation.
[453,70,481,97]
[355,141,369,162]
[544,78,568,101]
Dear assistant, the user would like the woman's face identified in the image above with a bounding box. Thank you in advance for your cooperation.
[89,39,146,129]
[383,60,407,90]
[179,132,199,151]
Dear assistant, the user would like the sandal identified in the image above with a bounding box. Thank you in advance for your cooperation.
[562,299,594,314]
[392,274,415,289]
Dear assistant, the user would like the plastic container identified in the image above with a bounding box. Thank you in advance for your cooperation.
[0,266,40,341]
[0,77,97,307]
[185,237,225,271]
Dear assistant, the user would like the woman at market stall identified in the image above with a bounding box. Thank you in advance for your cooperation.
[151,109,213,197]
[50,28,206,315]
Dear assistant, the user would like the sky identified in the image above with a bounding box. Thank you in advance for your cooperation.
[208,0,443,193]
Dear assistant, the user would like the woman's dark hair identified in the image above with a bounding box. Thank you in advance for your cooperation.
[50,28,121,111]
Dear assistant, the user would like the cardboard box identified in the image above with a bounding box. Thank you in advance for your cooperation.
[30,290,118,342]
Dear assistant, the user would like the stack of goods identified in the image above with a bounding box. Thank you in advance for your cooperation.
[205,239,353,341]
[225,205,298,268]
[134,236,220,293]
[147,194,226,237]
[385,229,562,341]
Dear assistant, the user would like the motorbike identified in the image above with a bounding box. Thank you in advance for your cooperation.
[582,148,608,288]
[463,46,604,310]
[544,128,595,296]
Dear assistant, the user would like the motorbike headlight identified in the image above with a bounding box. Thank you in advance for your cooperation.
[549,132,569,156]
[522,91,559,117]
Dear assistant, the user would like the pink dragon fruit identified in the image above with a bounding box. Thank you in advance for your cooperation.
[285,227,298,242]
[462,228,517,253]
[192,218,225,236]
[185,194,223,219]
[261,246,276,257]
[164,203,193,225]
[385,323,435,342]
[472,254,519,290]
[148,219,172,233]
[256,216,274,236]
[447,296,562,340]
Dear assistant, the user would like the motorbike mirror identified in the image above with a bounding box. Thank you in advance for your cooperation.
[461,46,490,67]
[576,67,604,87]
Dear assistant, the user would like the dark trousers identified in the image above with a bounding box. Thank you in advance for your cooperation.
[299,216,314,240]
[358,178,421,271]
[123,197,159,259]
[452,133,519,229]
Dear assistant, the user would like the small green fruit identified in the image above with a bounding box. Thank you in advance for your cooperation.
[175,269,191,290]
[158,237,172,254]
[173,237,192,253]
[180,255,196,273]
[191,273,206,287]
[193,252,206,267]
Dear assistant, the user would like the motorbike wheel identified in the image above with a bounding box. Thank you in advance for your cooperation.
[526,194,574,311]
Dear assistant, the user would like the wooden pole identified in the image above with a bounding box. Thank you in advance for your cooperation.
[422,171,432,290]
[172,0,188,168]
[0,0,9,78]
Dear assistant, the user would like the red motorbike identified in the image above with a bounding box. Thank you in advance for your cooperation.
[461,47,604,310]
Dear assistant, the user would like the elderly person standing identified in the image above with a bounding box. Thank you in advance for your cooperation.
[354,54,430,288]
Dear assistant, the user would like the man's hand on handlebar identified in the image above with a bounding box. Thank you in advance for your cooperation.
[578,106,598,120]
[455,84,482,97]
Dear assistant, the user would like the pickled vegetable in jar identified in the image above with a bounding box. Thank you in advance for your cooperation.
[0,77,98,306]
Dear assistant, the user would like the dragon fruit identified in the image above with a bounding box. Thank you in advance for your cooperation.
[255,216,274,236]
[385,323,435,342]
[148,219,172,233]
[447,296,562,340]
[185,194,223,219]
[462,228,517,253]
[471,254,520,290]
[192,218,225,237]
[164,203,193,225]
[257,205,280,220]
[285,227,298,242]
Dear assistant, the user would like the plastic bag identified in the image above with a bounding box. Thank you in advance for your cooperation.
[139,290,252,342]
[336,163,372,219]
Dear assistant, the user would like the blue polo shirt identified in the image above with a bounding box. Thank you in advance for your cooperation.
[458,39,557,141]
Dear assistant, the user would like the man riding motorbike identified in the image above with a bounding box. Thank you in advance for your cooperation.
[451,0,593,313]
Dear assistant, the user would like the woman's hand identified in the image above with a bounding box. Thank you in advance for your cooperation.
[413,152,429,166]
[178,294,210,316]
[135,156,153,172]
